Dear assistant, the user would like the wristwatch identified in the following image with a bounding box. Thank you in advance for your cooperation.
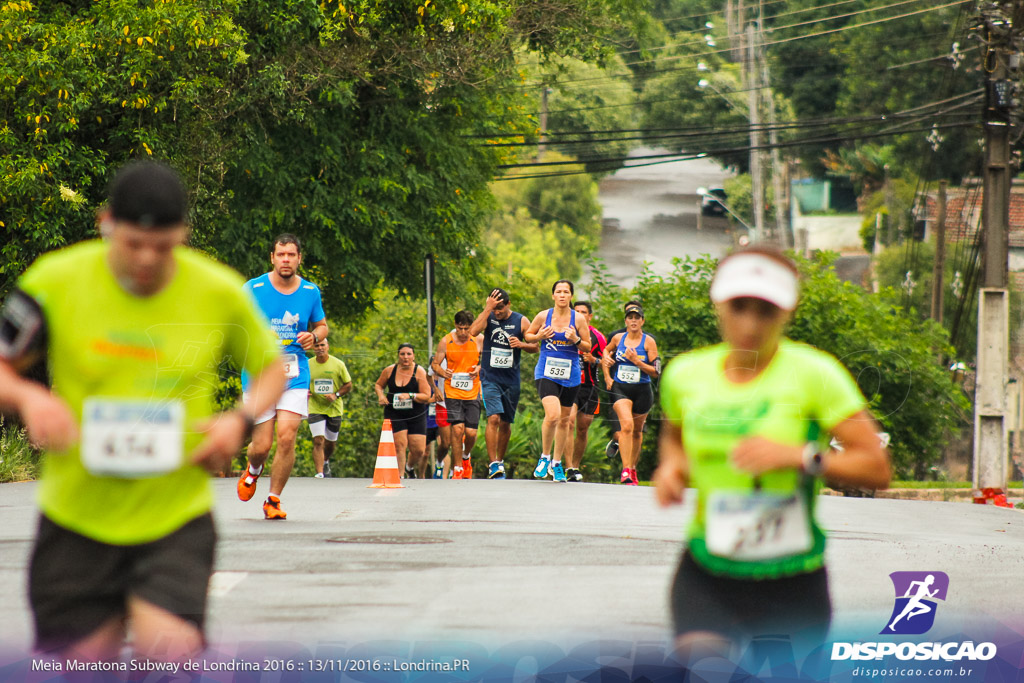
[801,442,826,477]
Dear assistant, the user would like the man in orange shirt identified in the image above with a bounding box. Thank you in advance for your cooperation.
[431,310,483,479]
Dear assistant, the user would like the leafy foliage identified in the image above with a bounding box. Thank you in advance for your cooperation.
[1,0,642,315]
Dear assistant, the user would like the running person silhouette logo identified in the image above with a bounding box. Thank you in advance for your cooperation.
[881,571,949,635]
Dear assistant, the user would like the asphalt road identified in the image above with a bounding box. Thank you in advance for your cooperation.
[1,477,1023,660]
[594,155,734,288]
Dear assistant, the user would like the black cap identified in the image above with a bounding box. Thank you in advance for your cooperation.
[624,304,644,317]
[108,161,188,229]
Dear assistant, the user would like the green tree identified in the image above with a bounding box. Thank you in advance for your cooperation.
[771,0,980,179]
[639,49,751,171]
[1,0,643,316]
[856,173,918,250]
[873,240,983,363]
[523,54,638,172]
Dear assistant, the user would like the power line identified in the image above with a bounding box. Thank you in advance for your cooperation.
[481,112,977,149]
[471,89,983,138]
[766,0,937,35]
[634,0,925,56]
[517,2,969,91]
[529,38,968,118]
[494,120,976,172]
[766,0,867,21]
[494,120,977,181]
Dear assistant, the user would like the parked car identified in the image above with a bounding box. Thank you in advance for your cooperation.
[700,187,728,216]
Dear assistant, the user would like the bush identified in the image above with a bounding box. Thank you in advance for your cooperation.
[504,404,615,481]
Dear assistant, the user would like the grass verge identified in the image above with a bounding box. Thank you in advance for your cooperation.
[0,418,40,483]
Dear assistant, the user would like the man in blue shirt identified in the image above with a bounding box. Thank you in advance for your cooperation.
[469,288,537,479]
[237,234,328,519]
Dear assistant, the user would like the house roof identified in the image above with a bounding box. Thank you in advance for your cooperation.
[920,185,1024,248]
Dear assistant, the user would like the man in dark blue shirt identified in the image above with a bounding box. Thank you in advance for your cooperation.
[469,288,538,479]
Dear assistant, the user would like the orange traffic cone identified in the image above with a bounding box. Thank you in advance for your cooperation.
[368,419,405,489]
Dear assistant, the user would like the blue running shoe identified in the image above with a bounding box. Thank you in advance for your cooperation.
[533,456,550,479]
[552,462,566,482]
[433,465,443,479]
[488,461,506,479]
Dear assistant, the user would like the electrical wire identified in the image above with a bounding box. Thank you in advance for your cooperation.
[470,89,983,139]
[515,4,969,92]
[493,120,976,174]
[621,0,939,59]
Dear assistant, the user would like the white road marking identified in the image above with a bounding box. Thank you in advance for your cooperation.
[208,571,248,597]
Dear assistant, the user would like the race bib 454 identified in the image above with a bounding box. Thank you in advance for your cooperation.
[81,399,184,478]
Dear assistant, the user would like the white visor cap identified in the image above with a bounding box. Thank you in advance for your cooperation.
[710,253,799,311]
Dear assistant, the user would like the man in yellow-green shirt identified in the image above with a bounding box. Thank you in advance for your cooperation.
[307,337,352,477]
[0,161,284,662]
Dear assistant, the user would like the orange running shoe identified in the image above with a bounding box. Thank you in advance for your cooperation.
[453,466,464,480]
[461,458,472,479]
[237,465,261,501]
[263,495,287,520]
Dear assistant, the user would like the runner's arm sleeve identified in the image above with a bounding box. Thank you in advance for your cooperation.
[0,288,48,375]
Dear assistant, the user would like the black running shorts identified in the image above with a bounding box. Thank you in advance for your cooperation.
[670,549,831,642]
[575,382,601,415]
[535,378,579,408]
[390,411,428,435]
[30,513,216,652]
[610,381,654,415]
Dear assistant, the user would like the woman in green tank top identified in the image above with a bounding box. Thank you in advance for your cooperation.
[654,245,891,657]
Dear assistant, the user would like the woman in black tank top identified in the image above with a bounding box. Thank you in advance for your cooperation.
[373,343,431,477]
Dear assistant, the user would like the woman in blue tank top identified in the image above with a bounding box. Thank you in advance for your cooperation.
[524,279,592,482]
[604,303,660,486]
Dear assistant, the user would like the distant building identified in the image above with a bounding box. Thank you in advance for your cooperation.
[918,181,1024,273]
[790,178,862,252]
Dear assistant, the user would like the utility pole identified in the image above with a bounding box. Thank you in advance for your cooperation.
[973,1,1022,498]
[746,22,764,243]
[730,0,744,63]
[759,0,788,247]
[538,87,551,161]
[931,181,947,323]
[425,254,435,361]
[884,165,895,246]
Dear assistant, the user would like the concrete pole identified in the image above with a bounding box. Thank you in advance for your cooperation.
[538,87,550,162]
[746,23,763,243]
[974,27,1012,494]
[884,166,895,246]
[756,0,788,247]
[872,212,883,293]
[931,181,947,323]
